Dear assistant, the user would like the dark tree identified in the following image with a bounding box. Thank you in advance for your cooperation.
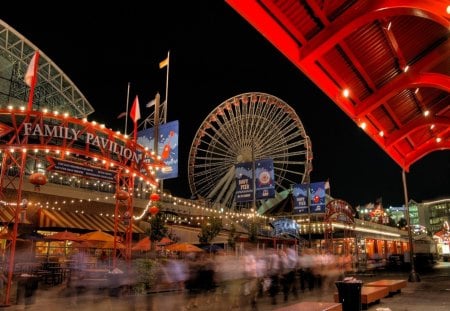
[198,217,223,244]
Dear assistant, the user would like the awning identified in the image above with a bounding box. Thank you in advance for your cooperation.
[0,205,32,224]
[37,209,144,233]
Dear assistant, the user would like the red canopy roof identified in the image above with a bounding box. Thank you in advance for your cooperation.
[226,0,449,171]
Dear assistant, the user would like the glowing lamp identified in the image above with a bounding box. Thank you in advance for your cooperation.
[149,205,159,216]
[150,193,160,201]
[29,173,47,191]
[116,190,130,201]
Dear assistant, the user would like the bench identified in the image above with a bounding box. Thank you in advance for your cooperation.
[365,279,407,296]
[334,286,389,310]
[275,301,342,311]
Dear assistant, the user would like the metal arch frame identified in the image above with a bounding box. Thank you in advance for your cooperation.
[0,108,164,305]
[0,19,95,118]
[188,92,313,210]
[324,199,355,255]
[225,0,450,171]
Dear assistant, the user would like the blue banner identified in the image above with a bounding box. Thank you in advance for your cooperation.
[48,157,115,182]
[235,158,275,203]
[235,162,253,202]
[292,184,309,214]
[137,120,179,180]
[309,181,326,213]
[292,181,327,214]
[255,158,275,200]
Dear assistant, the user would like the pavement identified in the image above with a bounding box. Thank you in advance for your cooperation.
[2,262,450,311]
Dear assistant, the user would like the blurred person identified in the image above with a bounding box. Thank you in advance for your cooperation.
[267,249,281,305]
[298,248,315,291]
[167,257,188,291]
[243,251,259,310]
[281,247,298,302]
[321,253,341,291]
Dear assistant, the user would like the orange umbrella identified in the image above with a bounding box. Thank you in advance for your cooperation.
[132,236,151,251]
[78,230,116,242]
[71,240,98,248]
[45,230,80,241]
[131,236,162,251]
[100,241,126,249]
[166,242,204,253]
[157,236,173,245]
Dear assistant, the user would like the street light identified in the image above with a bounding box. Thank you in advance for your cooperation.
[402,170,420,282]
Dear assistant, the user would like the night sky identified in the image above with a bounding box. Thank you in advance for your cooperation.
[2,1,449,208]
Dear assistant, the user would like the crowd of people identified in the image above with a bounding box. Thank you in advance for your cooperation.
[156,248,353,310]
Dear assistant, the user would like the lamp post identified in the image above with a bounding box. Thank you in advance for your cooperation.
[402,169,420,282]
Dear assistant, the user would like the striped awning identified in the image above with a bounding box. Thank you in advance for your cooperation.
[37,209,144,233]
[0,205,32,224]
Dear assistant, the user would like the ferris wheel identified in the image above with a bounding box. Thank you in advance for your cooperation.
[188,92,313,210]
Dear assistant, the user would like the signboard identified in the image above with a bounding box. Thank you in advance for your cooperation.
[292,183,309,214]
[47,157,116,182]
[137,120,179,180]
[235,162,253,202]
[309,181,326,213]
[270,218,299,238]
[235,158,275,203]
[255,158,275,200]
[293,181,327,214]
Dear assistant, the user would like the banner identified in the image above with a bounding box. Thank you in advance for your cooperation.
[137,120,179,180]
[309,181,326,213]
[293,181,327,214]
[47,157,116,182]
[235,158,275,203]
[255,158,275,200]
[292,184,309,214]
[235,162,253,203]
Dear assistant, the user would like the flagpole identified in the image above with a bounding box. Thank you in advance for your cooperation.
[164,50,170,123]
[125,82,131,135]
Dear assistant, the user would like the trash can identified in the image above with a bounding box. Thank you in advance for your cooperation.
[335,279,363,311]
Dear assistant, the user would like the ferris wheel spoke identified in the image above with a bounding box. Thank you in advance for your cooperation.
[199,129,236,156]
[223,104,245,146]
[210,167,235,202]
[210,119,242,152]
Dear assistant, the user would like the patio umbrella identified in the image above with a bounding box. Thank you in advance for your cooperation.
[100,241,126,249]
[78,230,116,242]
[45,230,80,241]
[157,236,174,246]
[131,236,162,251]
[18,231,46,241]
[166,242,204,253]
[45,230,81,257]
[71,240,97,248]
[132,236,151,251]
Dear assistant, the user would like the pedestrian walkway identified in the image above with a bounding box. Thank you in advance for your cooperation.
[3,265,450,310]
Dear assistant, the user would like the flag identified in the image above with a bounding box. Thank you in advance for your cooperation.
[117,111,127,119]
[130,95,140,141]
[146,99,156,108]
[24,51,39,87]
[130,95,141,123]
[159,56,169,69]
